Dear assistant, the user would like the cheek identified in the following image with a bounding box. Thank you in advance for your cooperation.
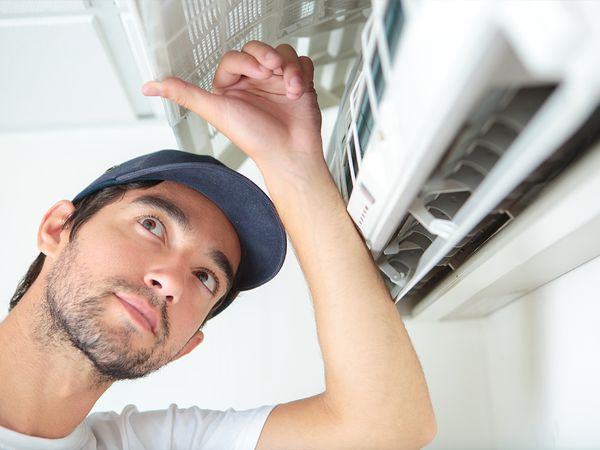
[168,299,209,339]
[76,224,149,279]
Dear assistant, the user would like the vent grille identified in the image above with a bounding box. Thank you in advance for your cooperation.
[380,86,557,298]
[399,102,600,310]
[135,0,371,126]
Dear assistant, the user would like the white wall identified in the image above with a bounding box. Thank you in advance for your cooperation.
[409,319,495,450]
[412,255,600,450]
[484,255,600,450]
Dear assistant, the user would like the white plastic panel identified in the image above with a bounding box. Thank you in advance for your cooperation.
[0,1,87,15]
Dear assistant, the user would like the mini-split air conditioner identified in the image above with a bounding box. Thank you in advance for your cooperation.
[127,0,600,320]
[327,0,600,319]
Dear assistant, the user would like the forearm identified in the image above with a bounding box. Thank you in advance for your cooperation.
[258,154,436,447]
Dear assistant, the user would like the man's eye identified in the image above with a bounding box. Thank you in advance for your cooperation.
[195,270,218,294]
[138,216,165,238]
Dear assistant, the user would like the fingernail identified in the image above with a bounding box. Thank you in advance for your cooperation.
[291,76,303,87]
[265,51,278,60]
[142,82,162,96]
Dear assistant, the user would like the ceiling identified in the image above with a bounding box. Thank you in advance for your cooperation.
[0,0,163,131]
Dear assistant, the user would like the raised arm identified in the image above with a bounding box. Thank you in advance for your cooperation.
[143,41,436,450]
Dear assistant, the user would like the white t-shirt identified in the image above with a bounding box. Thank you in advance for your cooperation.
[0,404,275,450]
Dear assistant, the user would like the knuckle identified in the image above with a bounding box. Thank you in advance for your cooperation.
[160,79,175,97]
[242,40,261,50]
[299,55,313,66]
[223,50,239,59]
[276,43,295,56]
[162,79,189,108]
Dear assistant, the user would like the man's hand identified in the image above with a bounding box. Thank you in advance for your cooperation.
[143,41,323,170]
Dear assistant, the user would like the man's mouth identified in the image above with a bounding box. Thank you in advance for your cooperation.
[114,292,158,335]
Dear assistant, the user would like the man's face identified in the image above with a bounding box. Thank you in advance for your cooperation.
[42,181,241,381]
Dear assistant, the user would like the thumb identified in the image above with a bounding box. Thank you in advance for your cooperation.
[142,77,223,126]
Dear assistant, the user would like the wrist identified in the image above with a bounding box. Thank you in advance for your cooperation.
[257,149,329,189]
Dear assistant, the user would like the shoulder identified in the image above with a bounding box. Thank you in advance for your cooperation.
[87,404,275,450]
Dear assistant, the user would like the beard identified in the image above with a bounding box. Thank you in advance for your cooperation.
[39,240,174,383]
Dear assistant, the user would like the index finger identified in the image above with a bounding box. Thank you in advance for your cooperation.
[212,41,285,91]
[212,50,274,91]
[143,77,227,130]
[241,40,284,71]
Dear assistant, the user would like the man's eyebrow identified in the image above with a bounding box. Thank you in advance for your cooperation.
[210,249,235,293]
[131,195,189,230]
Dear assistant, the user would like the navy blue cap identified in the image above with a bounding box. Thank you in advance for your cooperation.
[74,150,286,314]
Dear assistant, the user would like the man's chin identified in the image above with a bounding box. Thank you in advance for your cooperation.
[69,321,167,381]
[81,340,167,381]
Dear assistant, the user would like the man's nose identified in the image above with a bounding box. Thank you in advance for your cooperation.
[144,265,185,305]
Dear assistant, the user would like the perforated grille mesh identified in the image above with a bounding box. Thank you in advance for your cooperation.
[136,0,371,126]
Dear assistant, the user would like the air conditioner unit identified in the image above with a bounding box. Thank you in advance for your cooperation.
[125,0,600,321]
[326,0,600,319]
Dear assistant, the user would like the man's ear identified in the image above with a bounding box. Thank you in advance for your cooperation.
[37,200,76,259]
[172,330,205,362]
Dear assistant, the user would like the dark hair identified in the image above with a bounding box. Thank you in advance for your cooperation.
[9,181,239,328]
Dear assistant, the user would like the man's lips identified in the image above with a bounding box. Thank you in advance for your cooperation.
[114,292,158,335]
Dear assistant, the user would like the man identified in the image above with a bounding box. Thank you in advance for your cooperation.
[0,41,435,449]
